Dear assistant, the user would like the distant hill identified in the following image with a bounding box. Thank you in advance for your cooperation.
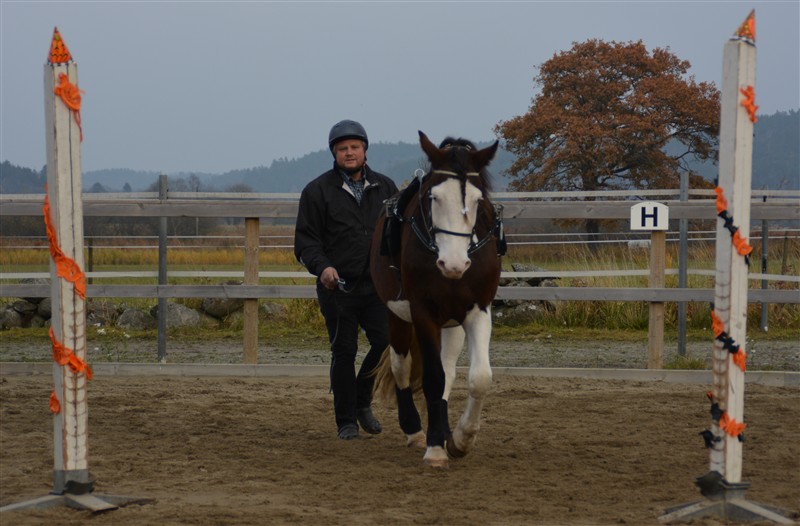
[751,110,800,190]
[2,110,797,193]
[0,162,45,193]
[226,141,516,193]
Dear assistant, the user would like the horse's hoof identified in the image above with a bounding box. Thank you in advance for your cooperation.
[423,456,450,469]
[446,437,467,458]
[423,446,449,469]
[406,431,426,449]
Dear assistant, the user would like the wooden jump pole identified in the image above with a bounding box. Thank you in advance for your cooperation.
[0,28,147,514]
[44,26,91,498]
[660,11,794,524]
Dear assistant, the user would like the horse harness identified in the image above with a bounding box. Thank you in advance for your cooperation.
[384,169,506,258]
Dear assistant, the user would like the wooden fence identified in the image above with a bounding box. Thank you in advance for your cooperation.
[2,188,798,301]
[1,189,798,365]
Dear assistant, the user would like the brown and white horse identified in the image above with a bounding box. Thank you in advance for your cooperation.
[370,131,503,468]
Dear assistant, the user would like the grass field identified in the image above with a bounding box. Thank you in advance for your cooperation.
[2,234,797,341]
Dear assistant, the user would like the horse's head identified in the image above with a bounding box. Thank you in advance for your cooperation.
[417,131,498,279]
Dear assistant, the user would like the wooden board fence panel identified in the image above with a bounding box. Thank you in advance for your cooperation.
[1,197,797,220]
[2,283,798,303]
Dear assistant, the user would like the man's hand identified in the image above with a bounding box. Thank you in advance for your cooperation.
[320,266,340,290]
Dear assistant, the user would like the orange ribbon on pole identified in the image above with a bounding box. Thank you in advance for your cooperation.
[711,309,747,372]
[43,191,86,299]
[739,86,759,124]
[714,186,753,258]
[53,73,84,141]
[714,186,728,215]
[50,389,62,414]
[48,327,93,415]
[50,327,92,379]
[719,412,747,438]
[731,229,754,258]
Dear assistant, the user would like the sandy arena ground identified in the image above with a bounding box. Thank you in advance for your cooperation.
[1,371,798,526]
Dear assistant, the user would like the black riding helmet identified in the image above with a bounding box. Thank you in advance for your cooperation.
[328,120,369,154]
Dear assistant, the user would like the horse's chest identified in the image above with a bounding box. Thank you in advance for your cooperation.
[386,299,462,328]
[387,300,413,323]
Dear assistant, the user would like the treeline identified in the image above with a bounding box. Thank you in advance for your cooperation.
[751,110,800,190]
[1,109,797,196]
[0,162,46,194]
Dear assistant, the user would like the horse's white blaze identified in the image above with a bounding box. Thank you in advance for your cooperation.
[440,326,466,401]
[431,178,482,279]
[390,345,413,390]
[387,299,412,323]
[451,304,493,454]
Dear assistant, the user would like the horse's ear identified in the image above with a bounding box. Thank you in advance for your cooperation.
[473,140,499,169]
[419,131,443,165]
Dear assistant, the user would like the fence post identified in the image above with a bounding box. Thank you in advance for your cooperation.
[648,230,666,369]
[630,201,669,369]
[760,200,769,332]
[86,237,94,285]
[243,218,259,364]
[157,174,168,363]
[677,171,689,356]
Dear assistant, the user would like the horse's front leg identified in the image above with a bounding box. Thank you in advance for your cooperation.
[447,305,492,459]
[416,323,450,468]
[440,325,465,402]
[388,315,425,448]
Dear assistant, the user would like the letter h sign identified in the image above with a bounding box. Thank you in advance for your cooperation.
[630,202,669,231]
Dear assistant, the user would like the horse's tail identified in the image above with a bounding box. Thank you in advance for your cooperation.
[372,329,423,405]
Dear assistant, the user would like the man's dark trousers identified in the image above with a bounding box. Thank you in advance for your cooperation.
[317,280,389,431]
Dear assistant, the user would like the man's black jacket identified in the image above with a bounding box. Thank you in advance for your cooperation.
[294,164,399,282]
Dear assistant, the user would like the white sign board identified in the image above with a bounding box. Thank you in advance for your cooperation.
[630,202,669,231]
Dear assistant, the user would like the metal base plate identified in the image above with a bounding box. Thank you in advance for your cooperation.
[660,498,796,524]
[660,474,796,524]
[0,493,154,514]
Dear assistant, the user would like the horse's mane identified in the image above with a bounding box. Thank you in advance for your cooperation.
[436,137,493,193]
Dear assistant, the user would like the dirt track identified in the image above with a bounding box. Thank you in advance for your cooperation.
[1,372,798,526]
[1,336,798,370]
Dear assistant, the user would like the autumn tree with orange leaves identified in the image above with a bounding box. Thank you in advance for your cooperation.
[496,39,720,237]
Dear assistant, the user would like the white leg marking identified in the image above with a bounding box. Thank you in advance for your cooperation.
[390,345,412,390]
[406,431,426,448]
[452,305,493,455]
[423,446,449,469]
[440,326,465,401]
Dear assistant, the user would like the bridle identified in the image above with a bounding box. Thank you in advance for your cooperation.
[404,169,504,255]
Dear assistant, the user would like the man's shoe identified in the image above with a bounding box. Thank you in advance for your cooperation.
[337,424,359,440]
[357,407,382,435]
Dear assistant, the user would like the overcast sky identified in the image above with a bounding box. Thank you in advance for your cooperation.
[1,1,798,174]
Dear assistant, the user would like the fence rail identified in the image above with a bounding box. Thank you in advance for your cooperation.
[2,190,799,220]
[1,283,797,304]
[1,191,798,305]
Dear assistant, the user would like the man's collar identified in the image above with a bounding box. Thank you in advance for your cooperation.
[335,164,366,182]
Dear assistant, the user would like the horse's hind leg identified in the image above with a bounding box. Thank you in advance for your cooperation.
[447,305,493,459]
[388,318,425,448]
[391,347,425,448]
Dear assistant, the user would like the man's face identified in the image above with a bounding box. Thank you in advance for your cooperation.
[333,139,366,173]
